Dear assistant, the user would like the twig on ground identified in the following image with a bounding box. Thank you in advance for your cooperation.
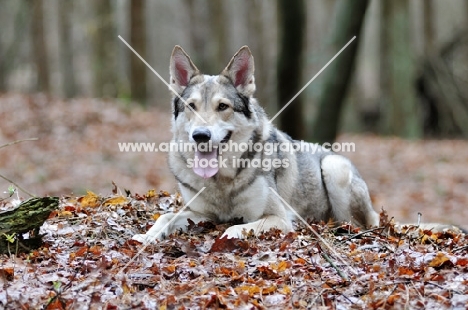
[0,138,38,150]
[452,244,468,252]
[344,226,385,240]
[321,252,348,281]
[0,138,38,197]
[0,173,35,197]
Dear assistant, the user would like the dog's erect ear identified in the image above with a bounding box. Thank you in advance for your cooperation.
[222,46,255,97]
[170,46,200,94]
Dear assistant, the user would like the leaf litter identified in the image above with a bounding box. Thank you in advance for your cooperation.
[0,188,467,309]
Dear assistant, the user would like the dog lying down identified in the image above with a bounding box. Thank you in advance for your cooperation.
[132,45,464,243]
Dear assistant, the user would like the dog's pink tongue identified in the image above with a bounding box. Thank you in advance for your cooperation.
[193,150,219,178]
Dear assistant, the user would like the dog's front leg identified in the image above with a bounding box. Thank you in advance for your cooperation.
[132,209,212,243]
[221,215,292,239]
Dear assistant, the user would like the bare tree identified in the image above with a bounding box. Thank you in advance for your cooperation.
[1,1,30,92]
[58,0,76,98]
[423,0,435,51]
[185,0,209,71]
[309,0,369,143]
[30,0,50,93]
[0,5,4,91]
[246,0,268,110]
[379,0,390,134]
[208,1,227,71]
[277,0,306,140]
[466,1,468,29]
[92,0,116,98]
[380,0,421,138]
[130,0,147,104]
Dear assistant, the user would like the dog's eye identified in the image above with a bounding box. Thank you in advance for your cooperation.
[218,103,229,111]
[187,103,196,110]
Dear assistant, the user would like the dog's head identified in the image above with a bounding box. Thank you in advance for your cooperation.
[169,46,258,178]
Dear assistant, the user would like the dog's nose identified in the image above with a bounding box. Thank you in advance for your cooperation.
[192,128,211,143]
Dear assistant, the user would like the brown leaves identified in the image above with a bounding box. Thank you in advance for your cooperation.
[1,189,467,309]
[398,266,416,276]
[0,267,14,281]
[210,236,250,253]
[45,298,66,310]
[257,266,280,279]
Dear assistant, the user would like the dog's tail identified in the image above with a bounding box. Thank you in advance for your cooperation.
[321,154,379,228]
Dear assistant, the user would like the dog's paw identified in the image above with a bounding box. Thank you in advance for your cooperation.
[132,233,153,244]
[132,213,177,243]
[132,230,168,243]
[221,225,251,239]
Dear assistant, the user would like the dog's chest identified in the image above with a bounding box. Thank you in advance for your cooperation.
[196,176,261,221]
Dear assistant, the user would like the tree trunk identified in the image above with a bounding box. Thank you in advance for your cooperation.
[382,0,421,138]
[31,0,50,93]
[0,197,59,254]
[58,0,76,98]
[92,0,116,98]
[423,0,435,52]
[208,1,227,70]
[309,0,369,144]
[186,0,209,71]
[417,32,468,137]
[0,29,4,91]
[277,0,306,140]
[246,0,267,110]
[466,1,468,29]
[1,1,30,92]
[130,0,147,104]
[379,0,390,134]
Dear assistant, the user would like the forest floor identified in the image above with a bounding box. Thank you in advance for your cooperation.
[0,94,467,308]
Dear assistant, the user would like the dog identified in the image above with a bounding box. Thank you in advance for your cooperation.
[132,45,380,243]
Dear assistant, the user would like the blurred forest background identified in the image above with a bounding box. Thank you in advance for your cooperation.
[0,0,468,227]
[1,0,468,138]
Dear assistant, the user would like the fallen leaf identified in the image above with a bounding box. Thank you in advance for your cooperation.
[428,252,452,268]
[398,266,415,276]
[0,267,14,281]
[257,266,279,279]
[146,189,156,198]
[235,285,260,297]
[280,285,292,295]
[78,191,100,208]
[45,297,65,310]
[103,196,128,206]
[388,294,400,306]
[64,206,76,212]
[76,246,88,257]
[262,285,277,294]
[89,245,101,255]
[456,257,468,267]
[294,257,306,265]
[210,236,249,253]
[271,260,289,272]
[58,210,73,217]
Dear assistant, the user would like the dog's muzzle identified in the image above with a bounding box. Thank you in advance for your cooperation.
[190,129,233,179]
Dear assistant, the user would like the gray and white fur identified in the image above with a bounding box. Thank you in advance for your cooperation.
[133,45,379,242]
